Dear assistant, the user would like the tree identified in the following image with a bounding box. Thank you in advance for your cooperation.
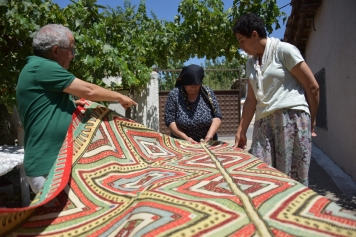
[0,0,285,110]
[0,0,65,110]
[203,56,247,90]
[174,0,286,61]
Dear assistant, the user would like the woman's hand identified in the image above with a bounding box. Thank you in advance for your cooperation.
[291,62,319,137]
[234,130,247,149]
[186,137,198,144]
[204,134,214,143]
[311,120,317,137]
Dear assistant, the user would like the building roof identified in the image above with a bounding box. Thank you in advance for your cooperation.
[283,0,322,56]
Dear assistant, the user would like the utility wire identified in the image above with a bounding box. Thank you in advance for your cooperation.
[279,2,292,10]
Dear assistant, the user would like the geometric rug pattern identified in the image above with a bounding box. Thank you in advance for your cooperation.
[1,102,356,236]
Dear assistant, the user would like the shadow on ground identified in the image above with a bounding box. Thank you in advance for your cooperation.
[309,157,356,215]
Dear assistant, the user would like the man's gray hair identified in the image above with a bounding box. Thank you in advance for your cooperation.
[32,24,73,56]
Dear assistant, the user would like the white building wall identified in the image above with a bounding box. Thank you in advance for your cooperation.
[108,72,159,132]
[133,72,159,131]
[305,0,356,180]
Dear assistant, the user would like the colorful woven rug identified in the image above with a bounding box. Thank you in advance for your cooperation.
[1,102,356,236]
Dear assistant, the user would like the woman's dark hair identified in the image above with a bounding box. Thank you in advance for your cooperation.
[232,13,267,38]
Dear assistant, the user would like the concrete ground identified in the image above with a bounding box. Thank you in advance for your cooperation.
[220,122,356,215]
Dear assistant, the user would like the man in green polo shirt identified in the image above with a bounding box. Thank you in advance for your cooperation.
[16,24,137,194]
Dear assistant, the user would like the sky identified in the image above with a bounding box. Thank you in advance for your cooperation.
[52,0,292,66]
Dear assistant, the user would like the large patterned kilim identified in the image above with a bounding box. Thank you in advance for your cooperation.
[1,101,356,237]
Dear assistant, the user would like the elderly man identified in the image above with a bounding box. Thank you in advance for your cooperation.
[16,24,137,194]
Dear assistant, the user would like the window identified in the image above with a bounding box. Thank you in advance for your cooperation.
[314,68,327,130]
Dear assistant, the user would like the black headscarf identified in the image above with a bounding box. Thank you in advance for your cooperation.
[175,64,204,87]
[173,64,217,117]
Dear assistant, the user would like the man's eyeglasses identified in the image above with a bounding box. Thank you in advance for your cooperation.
[58,46,76,56]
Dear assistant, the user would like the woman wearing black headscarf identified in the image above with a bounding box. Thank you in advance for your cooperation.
[164,64,222,143]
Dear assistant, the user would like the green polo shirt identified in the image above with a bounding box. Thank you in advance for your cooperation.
[16,56,76,176]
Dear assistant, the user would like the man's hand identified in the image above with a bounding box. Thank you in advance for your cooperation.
[118,95,138,109]
[64,78,139,107]
[74,99,86,106]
